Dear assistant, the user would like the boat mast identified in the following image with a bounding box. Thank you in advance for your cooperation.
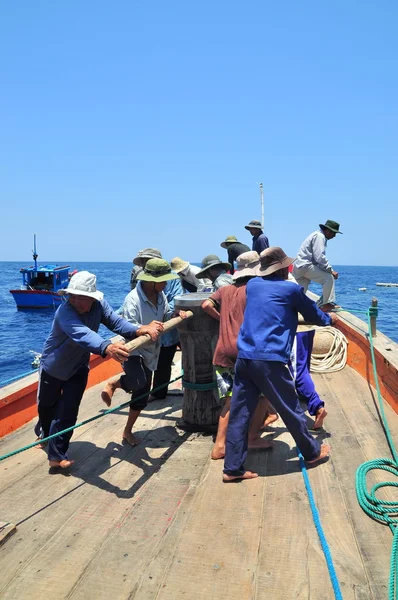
[32,233,38,271]
[259,182,264,228]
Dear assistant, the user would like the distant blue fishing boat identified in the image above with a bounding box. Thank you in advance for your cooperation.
[9,235,72,309]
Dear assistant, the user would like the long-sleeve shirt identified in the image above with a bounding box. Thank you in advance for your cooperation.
[294,229,333,273]
[122,282,172,370]
[226,242,250,274]
[237,275,332,364]
[161,275,184,347]
[41,299,139,381]
[179,264,210,292]
[252,232,269,254]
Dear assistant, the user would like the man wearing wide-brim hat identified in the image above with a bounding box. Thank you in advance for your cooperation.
[292,219,342,312]
[37,271,163,470]
[130,248,162,290]
[244,220,270,254]
[196,254,233,291]
[101,259,187,446]
[202,251,275,460]
[223,247,337,482]
[220,236,250,275]
[170,257,211,293]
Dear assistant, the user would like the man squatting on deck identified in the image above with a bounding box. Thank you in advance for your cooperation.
[222,247,337,482]
[101,259,187,446]
[36,271,164,469]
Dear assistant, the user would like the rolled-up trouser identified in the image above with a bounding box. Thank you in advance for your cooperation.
[120,356,152,410]
[292,330,324,416]
[224,359,320,476]
[292,264,335,306]
[37,366,89,462]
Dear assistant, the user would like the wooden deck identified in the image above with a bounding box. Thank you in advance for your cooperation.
[0,353,396,599]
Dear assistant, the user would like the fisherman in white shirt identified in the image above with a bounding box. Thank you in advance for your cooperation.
[170,257,211,292]
[292,219,342,312]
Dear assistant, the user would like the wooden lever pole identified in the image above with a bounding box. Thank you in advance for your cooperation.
[124,310,193,355]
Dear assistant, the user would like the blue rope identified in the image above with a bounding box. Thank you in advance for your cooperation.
[297,450,343,600]
[0,369,39,388]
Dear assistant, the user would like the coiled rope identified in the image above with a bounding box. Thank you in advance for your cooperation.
[355,310,398,600]
[310,327,348,374]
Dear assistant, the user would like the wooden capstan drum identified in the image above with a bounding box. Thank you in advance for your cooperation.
[175,293,221,430]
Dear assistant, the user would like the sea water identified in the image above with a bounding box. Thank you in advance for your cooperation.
[0,261,397,385]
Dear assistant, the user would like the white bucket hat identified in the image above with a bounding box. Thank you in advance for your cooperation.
[58,271,104,300]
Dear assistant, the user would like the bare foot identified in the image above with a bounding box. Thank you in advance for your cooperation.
[248,437,274,450]
[262,413,279,428]
[101,379,119,407]
[313,407,328,429]
[122,431,140,447]
[306,444,330,465]
[222,471,259,483]
[49,459,74,469]
[320,303,340,312]
[211,445,225,460]
[35,439,47,450]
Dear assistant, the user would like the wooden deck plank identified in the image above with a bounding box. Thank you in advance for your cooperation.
[312,370,393,599]
[0,359,395,599]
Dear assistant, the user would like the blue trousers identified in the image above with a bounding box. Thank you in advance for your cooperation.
[294,330,324,416]
[37,366,89,462]
[224,359,320,476]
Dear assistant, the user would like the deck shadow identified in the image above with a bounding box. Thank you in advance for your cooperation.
[67,425,190,499]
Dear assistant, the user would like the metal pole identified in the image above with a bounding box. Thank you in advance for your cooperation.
[33,233,38,271]
[259,182,264,228]
[370,298,378,338]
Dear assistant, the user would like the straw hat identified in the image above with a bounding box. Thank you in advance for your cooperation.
[256,247,294,277]
[170,257,189,273]
[196,255,231,279]
[232,251,260,281]
[58,271,103,300]
[137,258,179,283]
[133,247,162,267]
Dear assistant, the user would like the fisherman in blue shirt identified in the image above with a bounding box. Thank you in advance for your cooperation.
[244,219,270,254]
[223,247,337,482]
[38,271,163,470]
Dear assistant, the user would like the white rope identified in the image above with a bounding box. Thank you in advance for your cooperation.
[310,327,348,373]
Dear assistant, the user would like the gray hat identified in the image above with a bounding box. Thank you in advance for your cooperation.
[133,247,162,267]
[58,271,103,300]
[232,251,260,281]
[245,219,263,231]
[196,254,231,279]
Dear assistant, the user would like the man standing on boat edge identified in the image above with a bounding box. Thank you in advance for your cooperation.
[292,219,342,312]
[36,271,163,470]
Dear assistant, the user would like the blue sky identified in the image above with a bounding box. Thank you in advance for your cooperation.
[1,1,397,266]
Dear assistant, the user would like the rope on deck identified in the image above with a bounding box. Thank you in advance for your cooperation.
[355,310,398,600]
[0,374,183,462]
[297,450,343,600]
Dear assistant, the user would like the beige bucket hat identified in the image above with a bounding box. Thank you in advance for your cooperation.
[170,257,189,273]
[232,251,260,281]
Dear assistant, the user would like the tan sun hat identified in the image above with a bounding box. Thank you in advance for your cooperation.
[232,251,260,281]
[170,257,189,273]
[256,247,294,277]
[58,271,103,300]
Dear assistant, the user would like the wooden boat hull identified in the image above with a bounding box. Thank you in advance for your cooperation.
[9,289,63,309]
